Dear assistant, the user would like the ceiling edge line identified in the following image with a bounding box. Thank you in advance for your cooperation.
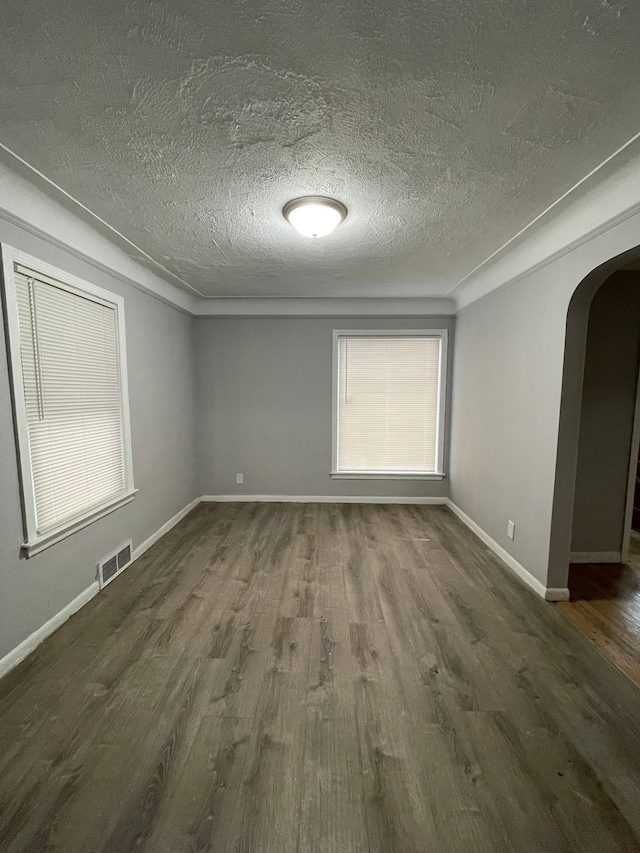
[192,296,456,317]
[445,125,640,297]
[0,206,195,316]
[195,314,457,320]
[0,140,203,298]
[454,197,640,314]
[455,195,640,313]
[196,295,454,300]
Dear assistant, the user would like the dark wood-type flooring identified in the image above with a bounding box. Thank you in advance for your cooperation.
[1,502,640,852]
[556,534,640,690]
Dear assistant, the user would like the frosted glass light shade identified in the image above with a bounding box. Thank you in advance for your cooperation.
[283,196,347,238]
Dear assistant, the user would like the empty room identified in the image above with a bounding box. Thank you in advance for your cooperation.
[1,1,640,851]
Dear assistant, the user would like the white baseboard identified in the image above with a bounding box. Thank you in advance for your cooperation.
[0,495,203,682]
[132,496,202,561]
[445,500,569,602]
[569,551,622,564]
[201,494,448,505]
[0,581,99,681]
[544,587,571,601]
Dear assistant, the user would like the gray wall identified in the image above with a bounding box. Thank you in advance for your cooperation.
[450,208,640,590]
[571,272,640,554]
[195,317,454,499]
[449,273,569,586]
[0,218,198,661]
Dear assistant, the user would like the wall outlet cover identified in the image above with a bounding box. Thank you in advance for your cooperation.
[507,520,515,540]
[236,473,244,484]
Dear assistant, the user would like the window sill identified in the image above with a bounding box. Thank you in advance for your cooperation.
[22,489,138,558]
[330,472,446,481]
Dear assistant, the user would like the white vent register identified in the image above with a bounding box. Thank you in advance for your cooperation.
[98,540,133,588]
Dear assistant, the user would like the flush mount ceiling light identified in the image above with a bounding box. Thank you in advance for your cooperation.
[283,196,347,238]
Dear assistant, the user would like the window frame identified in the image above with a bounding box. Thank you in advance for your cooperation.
[1,244,136,557]
[331,328,448,480]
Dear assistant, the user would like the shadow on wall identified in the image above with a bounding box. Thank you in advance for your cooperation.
[550,251,640,587]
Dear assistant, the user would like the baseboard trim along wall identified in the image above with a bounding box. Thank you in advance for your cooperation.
[446,500,570,602]
[131,496,202,561]
[0,495,203,682]
[0,581,100,681]
[201,494,448,504]
[569,551,622,563]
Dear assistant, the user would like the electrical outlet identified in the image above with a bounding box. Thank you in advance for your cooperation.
[507,520,515,540]
[236,473,244,485]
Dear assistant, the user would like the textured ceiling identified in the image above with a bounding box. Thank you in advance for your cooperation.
[2,0,640,298]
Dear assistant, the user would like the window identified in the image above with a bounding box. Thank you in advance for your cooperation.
[332,330,447,479]
[2,246,135,556]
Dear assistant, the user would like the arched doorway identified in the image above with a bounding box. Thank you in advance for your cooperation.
[570,271,640,564]
[549,246,640,685]
[548,245,640,588]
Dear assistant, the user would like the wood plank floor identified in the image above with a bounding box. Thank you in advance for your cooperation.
[1,502,640,852]
[555,534,640,689]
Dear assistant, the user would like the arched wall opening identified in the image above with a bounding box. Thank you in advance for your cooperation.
[570,271,640,562]
[548,245,640,590]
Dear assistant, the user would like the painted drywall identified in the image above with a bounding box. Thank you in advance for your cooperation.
[571,272,640,554]
[193,297,456,317]
[449,275,568,586]
[450,205,640,590]
[0,157,196,311]
[195,317,453,499]
[0,218,198,662]
[451,132,640,310]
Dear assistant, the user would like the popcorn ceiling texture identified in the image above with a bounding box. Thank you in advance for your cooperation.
[0,0,640,297]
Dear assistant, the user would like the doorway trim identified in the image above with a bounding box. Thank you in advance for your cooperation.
[620,357,640,563]
[548,245,640,589]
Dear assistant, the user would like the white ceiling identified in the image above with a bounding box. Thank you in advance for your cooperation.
[1,0,640,299]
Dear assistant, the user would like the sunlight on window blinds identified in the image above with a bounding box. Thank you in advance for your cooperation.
[15,266,126,534]
[337,336,441,473]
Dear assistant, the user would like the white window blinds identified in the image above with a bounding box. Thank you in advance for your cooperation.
[14,264,128,535]
[335,335,444,474]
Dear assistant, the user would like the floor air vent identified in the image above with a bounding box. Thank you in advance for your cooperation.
[117,542,132,569]
[98,539,133,589]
